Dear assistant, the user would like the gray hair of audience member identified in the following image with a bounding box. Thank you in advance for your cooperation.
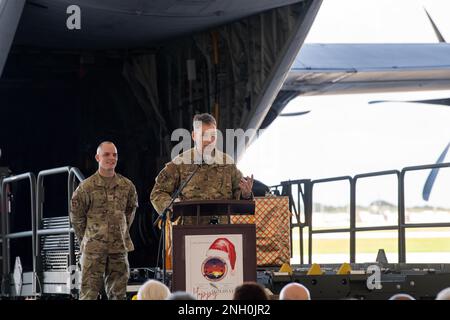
[137,280,171,300]
[436,287,450,300]
[389,293,416,300]
[166,291,196,300]
[279,282,311,300]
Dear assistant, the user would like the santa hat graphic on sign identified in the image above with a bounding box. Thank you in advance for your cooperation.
[207,238,237,274]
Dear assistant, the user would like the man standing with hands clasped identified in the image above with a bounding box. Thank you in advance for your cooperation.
[70,141,138,300]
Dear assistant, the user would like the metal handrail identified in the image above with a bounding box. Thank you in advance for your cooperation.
[1,172,37,297]
[281,162,450,264]
[398,162,450,262]
[309,176,351,263]
[0,167,85,297]
[69,167,85,188]
[35,166,85,276]
[68,167,85,269]
[36,166,71,262]
[353,170,400,263]
[276,179,311,264]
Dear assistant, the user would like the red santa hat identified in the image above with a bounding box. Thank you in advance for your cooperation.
[207,238,237,272]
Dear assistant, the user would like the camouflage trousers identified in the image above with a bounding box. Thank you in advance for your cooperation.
[80,252,130,300]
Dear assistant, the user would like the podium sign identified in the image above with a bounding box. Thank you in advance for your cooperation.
[172,224,256,300]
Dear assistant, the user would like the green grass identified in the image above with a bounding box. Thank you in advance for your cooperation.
[311,227,450,232]
[291,229,450,254]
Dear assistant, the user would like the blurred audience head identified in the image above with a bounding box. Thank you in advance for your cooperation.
[279,282,311,300]
[436,288,450,300]
[137,280,171,300]
[389,293,415,300]
[233,282,269,300]
[166,291,196,300]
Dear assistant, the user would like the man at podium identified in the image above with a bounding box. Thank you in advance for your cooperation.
[150,113,254,225]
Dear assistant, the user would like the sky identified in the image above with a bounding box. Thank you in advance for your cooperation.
[305,0,450,43]
[237,0,450,207]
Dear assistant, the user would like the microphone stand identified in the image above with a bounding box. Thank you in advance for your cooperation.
[155,164,201,286]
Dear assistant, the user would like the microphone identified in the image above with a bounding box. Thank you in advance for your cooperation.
[154,163,202,286]
[153,164,201,226]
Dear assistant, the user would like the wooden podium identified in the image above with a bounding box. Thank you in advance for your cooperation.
[172,199,255,223]
[171,200,257,299]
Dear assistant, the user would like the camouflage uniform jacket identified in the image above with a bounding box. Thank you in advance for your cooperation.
[70,171,138,254]
[150,148,248,223]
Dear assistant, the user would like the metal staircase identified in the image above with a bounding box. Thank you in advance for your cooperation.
[0,166,84,298]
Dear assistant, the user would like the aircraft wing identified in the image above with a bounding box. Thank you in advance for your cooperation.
[262,43,450,129]
[286,43,450,96]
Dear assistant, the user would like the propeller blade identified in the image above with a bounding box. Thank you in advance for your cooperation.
[369,98,450,106]
[279,110,311,117]
[422,142,450,201]
[409,98,450,106]
[424,7,446,43]
[369,100,397,104]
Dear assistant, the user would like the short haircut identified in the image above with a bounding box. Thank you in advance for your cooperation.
[436,287,450,300]
[193,113,216,128]
[389,293,416,300]
[279,282,311,300]
[137,280,171,300]
[96,141,115,155]
[233,282,269,300]
[166,291,196,300]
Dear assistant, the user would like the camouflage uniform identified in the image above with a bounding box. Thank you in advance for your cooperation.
[150,148,248,224]
[70,171,138,300]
